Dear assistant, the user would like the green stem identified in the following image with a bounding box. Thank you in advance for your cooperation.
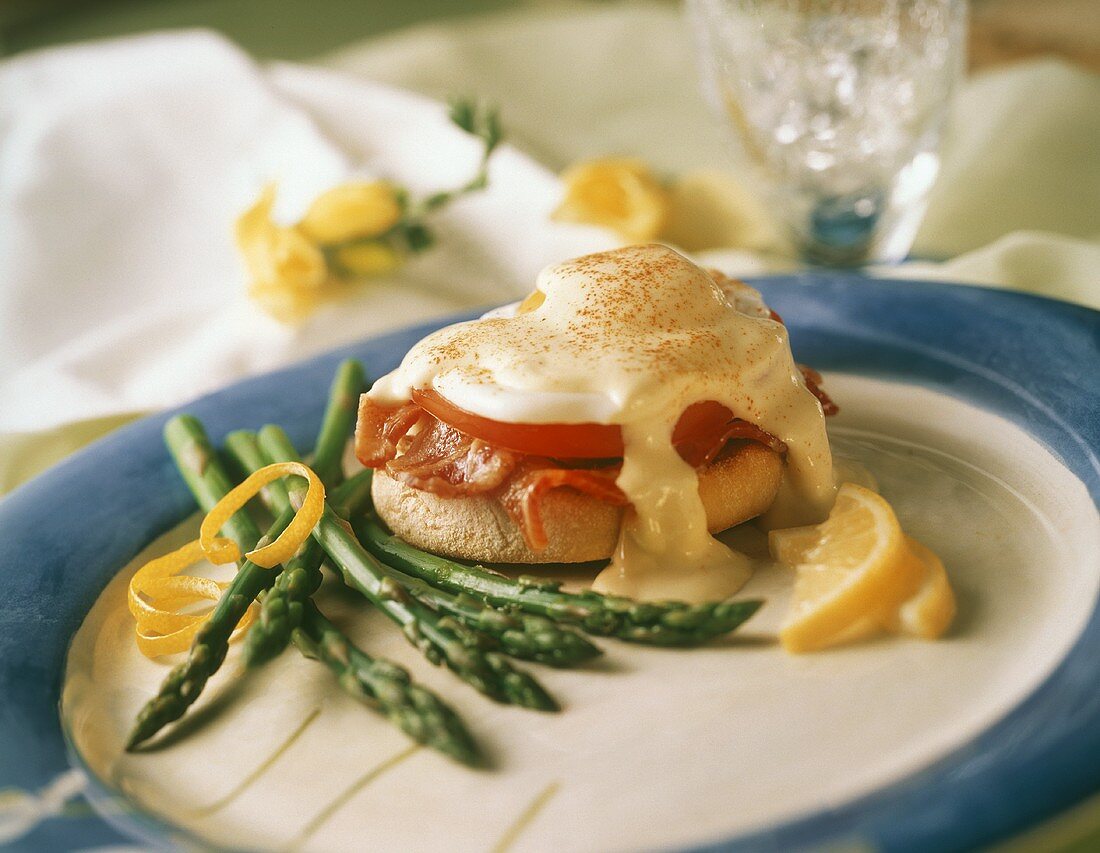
[257,425,558,711]
[412,98,501,217]
[294,600,479,766]
[126,416,290,750]
[312,359,367,488]
[355,513,763,647]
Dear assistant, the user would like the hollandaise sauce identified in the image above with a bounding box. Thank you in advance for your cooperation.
[369,245,834,601]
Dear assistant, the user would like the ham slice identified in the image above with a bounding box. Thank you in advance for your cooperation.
[498,461,627,551]
[353,380,837,551]
[386,416,517,497]
[354,397,423,467]
[677,419,788,468]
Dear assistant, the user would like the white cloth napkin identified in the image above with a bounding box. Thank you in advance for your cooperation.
[0,31,348,384]
[0,30,609,438]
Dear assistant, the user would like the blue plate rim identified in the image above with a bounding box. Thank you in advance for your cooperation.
[1,272,1098,852]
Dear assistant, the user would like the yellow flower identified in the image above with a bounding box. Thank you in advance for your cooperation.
[236,186,327,290]
[298,181,403,244]
[236,185,328,323]
[552,158,670,242]
[247,279,324,324]
[334,241,404,277]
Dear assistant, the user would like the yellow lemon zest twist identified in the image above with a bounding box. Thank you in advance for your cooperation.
[128,462,325,658]
[128,540,238,657]
[200,462,325,568]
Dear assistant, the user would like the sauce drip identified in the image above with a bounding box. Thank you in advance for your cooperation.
[593,418,753,601]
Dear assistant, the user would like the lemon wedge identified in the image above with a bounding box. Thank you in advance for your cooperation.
[891,536,957,640]
[769,483,954,653]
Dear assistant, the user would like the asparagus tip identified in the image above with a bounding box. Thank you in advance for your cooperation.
[124,719,155,752]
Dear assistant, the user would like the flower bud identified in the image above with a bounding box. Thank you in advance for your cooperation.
[299,181,403,244]
[334,241,403,276]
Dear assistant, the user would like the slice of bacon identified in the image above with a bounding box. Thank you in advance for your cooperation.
[498,461,627,551]
[798,365,839,416]
[386,417,517,497]
[677,419,789,468]
[356,383,831,552]
[355,397,423,467]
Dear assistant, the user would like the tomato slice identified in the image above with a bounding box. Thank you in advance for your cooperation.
[411,388,734,460]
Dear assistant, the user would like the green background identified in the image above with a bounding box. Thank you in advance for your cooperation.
[1,0,533,58]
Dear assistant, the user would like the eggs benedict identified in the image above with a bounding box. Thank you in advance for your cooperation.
[356,244,837,602]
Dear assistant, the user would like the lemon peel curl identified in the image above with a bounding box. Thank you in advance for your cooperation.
[128,462,325,658]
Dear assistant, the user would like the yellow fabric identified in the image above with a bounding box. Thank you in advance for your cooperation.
[0,413,144,496]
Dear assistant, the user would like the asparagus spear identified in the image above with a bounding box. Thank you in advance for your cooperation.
[257,425,558,711]
[354,533,599,668]
[244,553,321,667]
[229,428,599,668]
[354,513,763,647]
[243,472,375,666]
[224,429,324,666]
[311,359,367,488]
[131,416,478,764]
[224,429,291,512]
[228,356,367,666]
[294,600,478,766]
[166,415,264,548]
[127,415,291,750]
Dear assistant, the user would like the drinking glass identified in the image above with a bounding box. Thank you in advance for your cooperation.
[687,0,967,265]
